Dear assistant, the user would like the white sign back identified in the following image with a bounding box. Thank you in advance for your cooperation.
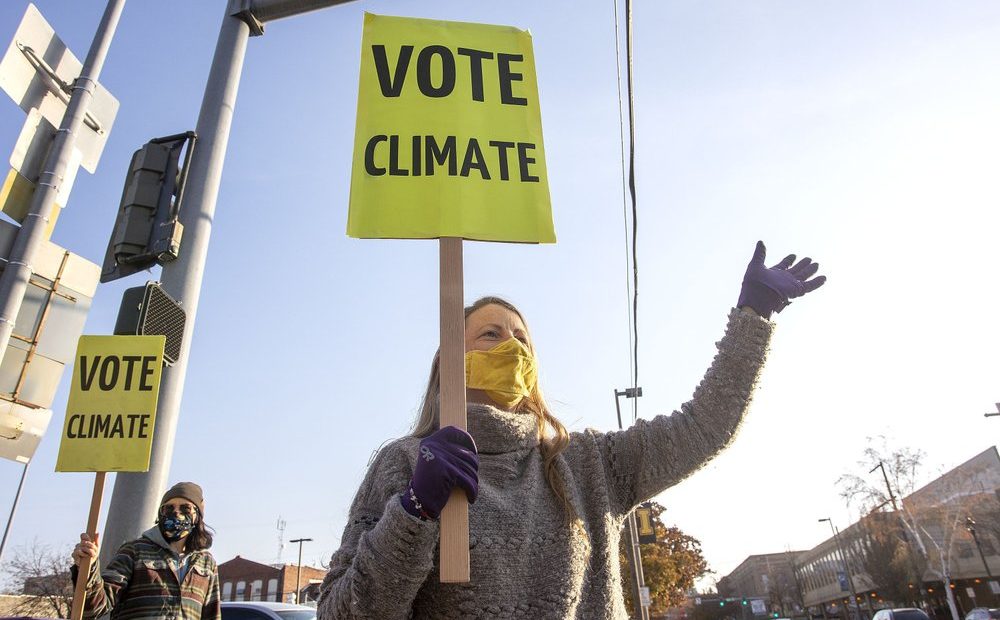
[0,3,119,173]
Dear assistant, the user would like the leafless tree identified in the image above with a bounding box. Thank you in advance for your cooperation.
[838,437,997,620]
[2,538,73,618]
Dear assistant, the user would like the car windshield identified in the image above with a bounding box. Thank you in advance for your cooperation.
[894,611,929,620]
[276,612,317,620]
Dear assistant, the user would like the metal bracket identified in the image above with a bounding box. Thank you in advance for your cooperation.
[229,0,265,36]
[15,41,104,134]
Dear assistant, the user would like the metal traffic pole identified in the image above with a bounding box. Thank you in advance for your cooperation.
[0,0,126,364]
[615,388,649,620]
[101,0,356,564]
[820,518,863,620]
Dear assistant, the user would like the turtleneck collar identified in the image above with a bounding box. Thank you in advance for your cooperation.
[465,402,539,454]
[142,525,181,557]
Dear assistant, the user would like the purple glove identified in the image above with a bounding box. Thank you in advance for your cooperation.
[737,241,826,319]
[400,426,479,521]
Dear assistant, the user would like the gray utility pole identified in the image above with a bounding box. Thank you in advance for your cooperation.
[869,461,898,510]
[615,388,650,620]
[0,0,126,364]
[290,537,312,604]
[0,461,29,563]
[872,461,929,606]
[819,518,864,620]
[101,0,356,563]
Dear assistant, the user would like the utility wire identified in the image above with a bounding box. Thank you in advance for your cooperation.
[612,0,635,401]
[614,0,641,422]
[625,0,639,423]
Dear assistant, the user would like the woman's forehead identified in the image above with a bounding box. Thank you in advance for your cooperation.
[467,304,527,331]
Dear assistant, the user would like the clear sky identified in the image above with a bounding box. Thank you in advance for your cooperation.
[0,0,997,590]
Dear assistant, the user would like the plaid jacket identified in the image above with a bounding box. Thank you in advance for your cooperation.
[81,527,220,620]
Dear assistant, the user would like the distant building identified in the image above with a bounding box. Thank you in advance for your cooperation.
[718,551,808,615]
[217,555,327,605]
[718,446,1000,620]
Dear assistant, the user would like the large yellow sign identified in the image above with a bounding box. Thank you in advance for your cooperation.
[348,13,555,243]
[55,336,165,472]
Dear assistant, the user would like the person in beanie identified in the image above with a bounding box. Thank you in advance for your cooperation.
[71,481,220,620]
[317,242,826,619]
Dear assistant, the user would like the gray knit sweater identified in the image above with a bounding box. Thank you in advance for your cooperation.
[317,308,773,619]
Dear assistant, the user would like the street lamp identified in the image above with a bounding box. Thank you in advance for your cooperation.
[819,518,864,620]
[965,517,997,605]
[290,537,313,604]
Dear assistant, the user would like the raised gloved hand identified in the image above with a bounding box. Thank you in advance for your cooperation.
[400,426,479,521]
[737,241,826,319]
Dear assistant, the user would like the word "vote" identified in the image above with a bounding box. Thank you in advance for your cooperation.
[78,355,158,392]
[372,45,528,105]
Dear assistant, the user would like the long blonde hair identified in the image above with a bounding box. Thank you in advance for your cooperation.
[411,296,576,522]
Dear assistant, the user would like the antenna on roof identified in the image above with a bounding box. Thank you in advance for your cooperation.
[276,517,287,564]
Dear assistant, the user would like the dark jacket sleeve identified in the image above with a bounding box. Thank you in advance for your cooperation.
[77,541,136,619]
[201,558,221,620]
[587,308,773,517]
[316,440,441,620]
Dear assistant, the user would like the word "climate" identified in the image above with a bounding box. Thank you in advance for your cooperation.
[365,135,539,181]
[65,413,152,439]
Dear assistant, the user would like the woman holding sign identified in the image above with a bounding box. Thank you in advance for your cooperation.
[317,242,825,619]
[71,482,220,620]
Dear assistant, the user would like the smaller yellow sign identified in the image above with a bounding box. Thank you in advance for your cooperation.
[635,503,657,544]
[55,335,165,472]
[0,169,61,239]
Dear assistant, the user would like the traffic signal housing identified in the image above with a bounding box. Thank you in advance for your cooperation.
[101,132,196,283]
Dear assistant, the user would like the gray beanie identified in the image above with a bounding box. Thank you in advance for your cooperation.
[160,481,205,515]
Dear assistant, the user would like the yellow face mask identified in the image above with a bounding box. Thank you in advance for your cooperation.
[465,338,538,410]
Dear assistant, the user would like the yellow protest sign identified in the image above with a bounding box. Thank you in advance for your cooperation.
[348,13,555,243]
[55,336,165,472]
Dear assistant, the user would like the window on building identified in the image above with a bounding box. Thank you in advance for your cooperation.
[267,578,278,602]
[236,580,246,599]
[251,579,263,601]
[222,581,233,601]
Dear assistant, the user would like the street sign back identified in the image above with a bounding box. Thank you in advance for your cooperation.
[0,3,118,173]
[0,400,51,463]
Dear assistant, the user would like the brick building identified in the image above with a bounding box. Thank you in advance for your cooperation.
[217,556,327,605]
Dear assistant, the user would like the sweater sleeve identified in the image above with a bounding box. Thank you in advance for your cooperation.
[593,308,773,517]
[317,440,441,620]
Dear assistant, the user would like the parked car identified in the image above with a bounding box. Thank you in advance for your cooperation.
[872,608,931,620]
[220,601,317,620]
[965,608,1000,620]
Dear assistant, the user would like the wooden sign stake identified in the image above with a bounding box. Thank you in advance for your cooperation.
[438,237,469,583]
[71,471,106,620]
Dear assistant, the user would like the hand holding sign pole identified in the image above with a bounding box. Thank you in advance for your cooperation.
[349,14,555,582]
[56,336,165,619]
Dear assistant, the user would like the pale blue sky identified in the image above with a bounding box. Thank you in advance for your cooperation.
[0,0,997,586]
